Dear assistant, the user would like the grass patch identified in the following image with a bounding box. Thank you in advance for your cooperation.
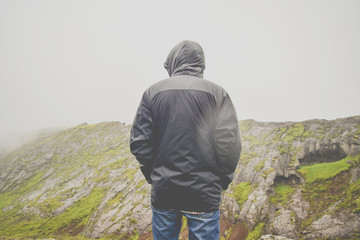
[232,182,252,208]
[38,196,64,216]
[0,122,134,238]
[0,187,107,238]
[270,184,295,206]
[246,222,264,240]
[0,170,45,211]
[298,158,352,183]
[338,179,360,213]
[52,187,107,228]
[345,154,360,166]
[300,170,351,230]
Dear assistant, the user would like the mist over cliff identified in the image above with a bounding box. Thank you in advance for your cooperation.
[0,117,359,240]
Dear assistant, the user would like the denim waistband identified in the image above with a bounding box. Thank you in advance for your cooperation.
[180,210,207,215]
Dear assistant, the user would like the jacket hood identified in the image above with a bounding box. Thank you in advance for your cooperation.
[164,40,205,78]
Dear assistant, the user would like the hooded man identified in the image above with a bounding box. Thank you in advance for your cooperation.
[130,40,241,240]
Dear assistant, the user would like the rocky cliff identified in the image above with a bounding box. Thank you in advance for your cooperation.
[0,117,359,239]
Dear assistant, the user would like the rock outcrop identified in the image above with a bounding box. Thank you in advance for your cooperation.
[221,116,360,239]
[0,117,359,239]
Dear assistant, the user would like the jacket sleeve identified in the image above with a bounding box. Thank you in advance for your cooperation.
[214,93,241,190]
[130,91,155,184]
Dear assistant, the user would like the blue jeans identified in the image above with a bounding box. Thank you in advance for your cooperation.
[151,206,220,240]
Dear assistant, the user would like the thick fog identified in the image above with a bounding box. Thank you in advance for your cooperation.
[1,0,360,150]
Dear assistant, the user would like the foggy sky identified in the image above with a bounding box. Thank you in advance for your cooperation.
[1,0,360,138]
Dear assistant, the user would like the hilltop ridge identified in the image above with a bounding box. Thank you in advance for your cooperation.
[0,117,359,239]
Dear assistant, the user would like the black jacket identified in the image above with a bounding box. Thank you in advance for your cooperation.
[130,41,241,212]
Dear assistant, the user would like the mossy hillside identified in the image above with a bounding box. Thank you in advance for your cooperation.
[263,155,360,237]
[260,154,360,237]
[272,123,311,157]
[0,122,147,239]
[1,182,101,237]
[239,122,313,170]
[0,187,106,238]
[235,117,360,239]
[0,235,91,240]
[0,170,45,211]
[299,154,360,230]
[270,120,358,166]
[248,119,356,157]
[52,124,130,177]
[37,195,64,216]
[0,122,131,192]
[47,123,132,185]
[1,117,359,239]
[300,171,350,230]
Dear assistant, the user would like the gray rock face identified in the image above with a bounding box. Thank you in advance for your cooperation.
[303,213,360,239]
[350,167,360,183]
[0,117,359,239]
[288,188,309,220]
[269,209,297,238]
[259,234,294,240]
[220,116,360,239]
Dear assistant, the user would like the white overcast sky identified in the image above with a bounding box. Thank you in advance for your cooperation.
[1,0,360,135]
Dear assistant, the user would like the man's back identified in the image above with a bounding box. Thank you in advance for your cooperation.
[130,40,241,212]
[130,40,241,239]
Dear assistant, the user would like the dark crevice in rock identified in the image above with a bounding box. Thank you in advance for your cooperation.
[299,147,347,166]
[274,174,301,188]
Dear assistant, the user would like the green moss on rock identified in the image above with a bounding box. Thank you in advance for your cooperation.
[241,151,258,165]
[239,120,254,133]
[255,159,266,172]
[298,158,352,183]
[246,222,264,240]
[231,182,253,208]
[270,184,295,206]
[0,187,107,238]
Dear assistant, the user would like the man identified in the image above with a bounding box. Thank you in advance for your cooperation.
[130,40,241,240]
